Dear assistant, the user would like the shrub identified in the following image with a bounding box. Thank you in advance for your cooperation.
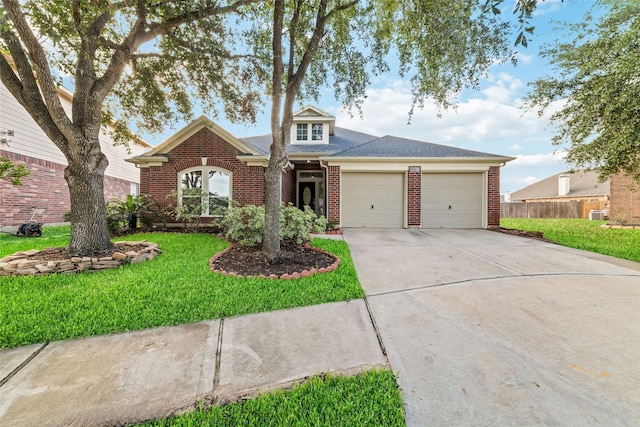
[222,204,265,246]
[169,188,207,232]
[222,203,327,247]
[281,204,327,246]
[106,194,154,235]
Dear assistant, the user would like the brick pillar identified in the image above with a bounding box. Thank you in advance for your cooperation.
[487,166,500,228]
[407,166,421,227]
[327,165,341,225]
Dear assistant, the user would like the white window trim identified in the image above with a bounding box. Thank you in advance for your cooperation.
[178,166,233,216]
[291,122,329,144]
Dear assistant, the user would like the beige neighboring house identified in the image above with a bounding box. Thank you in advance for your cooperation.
[505,170,609,219]
[0,81,151,226]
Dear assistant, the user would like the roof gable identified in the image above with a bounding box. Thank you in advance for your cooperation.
[147,115,260,157]
[293,105,335,118]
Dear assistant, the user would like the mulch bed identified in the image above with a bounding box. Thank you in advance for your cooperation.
[211,245,336,277]
[493,227,555,243]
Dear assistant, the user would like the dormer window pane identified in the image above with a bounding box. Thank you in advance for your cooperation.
[311,123,323,141]
[296,123,308,141]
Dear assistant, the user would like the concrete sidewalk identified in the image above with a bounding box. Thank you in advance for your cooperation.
[0,300,387,426]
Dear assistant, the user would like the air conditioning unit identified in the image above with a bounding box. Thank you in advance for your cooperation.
[589,210,603,220]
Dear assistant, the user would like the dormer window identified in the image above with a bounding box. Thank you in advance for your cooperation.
[296,123,308,141]
[295,123,325,143]
[290,106,335,145]
[311,123,323,141]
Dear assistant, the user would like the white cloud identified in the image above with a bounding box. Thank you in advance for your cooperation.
[507,144,522,150]
[507,151,566,167]
[335,75,557,151]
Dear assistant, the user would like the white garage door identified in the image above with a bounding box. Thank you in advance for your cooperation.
[342,173,404,228]
[421,173,483,228]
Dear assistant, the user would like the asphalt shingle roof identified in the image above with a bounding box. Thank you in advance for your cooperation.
[331,135,507,158]
[241,127,379,156]
[242,130,506,159]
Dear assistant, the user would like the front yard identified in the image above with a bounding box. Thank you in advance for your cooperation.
[0,226,363,349]
[500,218,640,263]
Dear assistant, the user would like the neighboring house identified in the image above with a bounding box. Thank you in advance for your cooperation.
[0,81,151,226]
[610,173,640,225]
[128,106,513,229]
[504,170,610,219]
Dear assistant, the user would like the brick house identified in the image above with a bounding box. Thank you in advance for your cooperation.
[0,82,151,226]
[128,106,513,229]
[609,173,640,225]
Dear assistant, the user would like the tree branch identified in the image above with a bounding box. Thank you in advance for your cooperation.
[3,0,77,139]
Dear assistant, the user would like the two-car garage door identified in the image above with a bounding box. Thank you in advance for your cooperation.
[341,171,484,228]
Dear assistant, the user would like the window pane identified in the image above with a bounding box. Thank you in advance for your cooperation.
[311,123,323,141]
[181,170,202,189]
[296,123,308,141]
[208,170,230,198]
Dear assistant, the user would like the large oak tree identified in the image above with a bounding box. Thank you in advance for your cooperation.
[527,0,640,183]
[0,0,259,254]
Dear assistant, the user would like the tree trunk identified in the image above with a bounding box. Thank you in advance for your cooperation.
[64,150,114,255]
[263,132,285,260]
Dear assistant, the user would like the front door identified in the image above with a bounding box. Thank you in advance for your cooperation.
[296,170,325,216]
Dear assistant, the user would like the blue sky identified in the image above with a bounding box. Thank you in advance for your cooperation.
[141,0,603,194]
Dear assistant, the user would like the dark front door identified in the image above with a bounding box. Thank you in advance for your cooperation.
[298,182,316,212]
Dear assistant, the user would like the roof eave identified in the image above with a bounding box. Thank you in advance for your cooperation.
[322,156,516,163]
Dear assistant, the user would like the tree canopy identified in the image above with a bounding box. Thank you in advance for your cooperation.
[0,0,260,254]
[526,0,640,182]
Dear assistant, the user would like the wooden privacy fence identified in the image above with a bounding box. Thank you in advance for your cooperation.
[501,200,605,219]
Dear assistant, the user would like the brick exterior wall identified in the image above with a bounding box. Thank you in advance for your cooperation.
[407,166,421,227]
[488,166,501,228]
[327,165,341,225]
[0,150,136,226]
[609,173,640,224]
[282,167,295,205]
[140,128,266,221]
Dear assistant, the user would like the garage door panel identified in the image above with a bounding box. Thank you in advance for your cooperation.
[342,173,404,228]
[422,173,483,228]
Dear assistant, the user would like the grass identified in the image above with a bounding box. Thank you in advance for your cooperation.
[0,227,363,349]
[136,370,405,427]
[501,218,640,263]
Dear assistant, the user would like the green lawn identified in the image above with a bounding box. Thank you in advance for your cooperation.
[0,227,363,348]
[137,370,405,427]
[501,218,640,263]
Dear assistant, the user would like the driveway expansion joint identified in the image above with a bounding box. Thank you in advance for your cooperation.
[363,297,391,369]
[0,342,49,388]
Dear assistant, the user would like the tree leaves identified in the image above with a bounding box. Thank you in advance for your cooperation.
[526,0,640,183]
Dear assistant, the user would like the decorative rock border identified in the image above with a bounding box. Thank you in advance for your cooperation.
[209,243,340,279]
[0,241,162,277]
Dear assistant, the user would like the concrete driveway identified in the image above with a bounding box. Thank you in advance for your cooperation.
[343,228,640,426]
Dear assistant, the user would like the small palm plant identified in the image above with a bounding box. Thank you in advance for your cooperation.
[107,194,154,233]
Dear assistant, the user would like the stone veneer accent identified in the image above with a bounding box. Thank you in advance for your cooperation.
[209,244,340,280]
[0,241,161,277]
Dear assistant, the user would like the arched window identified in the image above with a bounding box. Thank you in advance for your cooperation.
[178,167,231,216]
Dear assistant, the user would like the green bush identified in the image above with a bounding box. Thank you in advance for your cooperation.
[222,204,265,246]
[106,194,155,235]
[222,203,327,247]
[281,203,327,246]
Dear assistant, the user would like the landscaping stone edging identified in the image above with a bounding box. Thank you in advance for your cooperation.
[0,241,162,277]
[209,243,340,279]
